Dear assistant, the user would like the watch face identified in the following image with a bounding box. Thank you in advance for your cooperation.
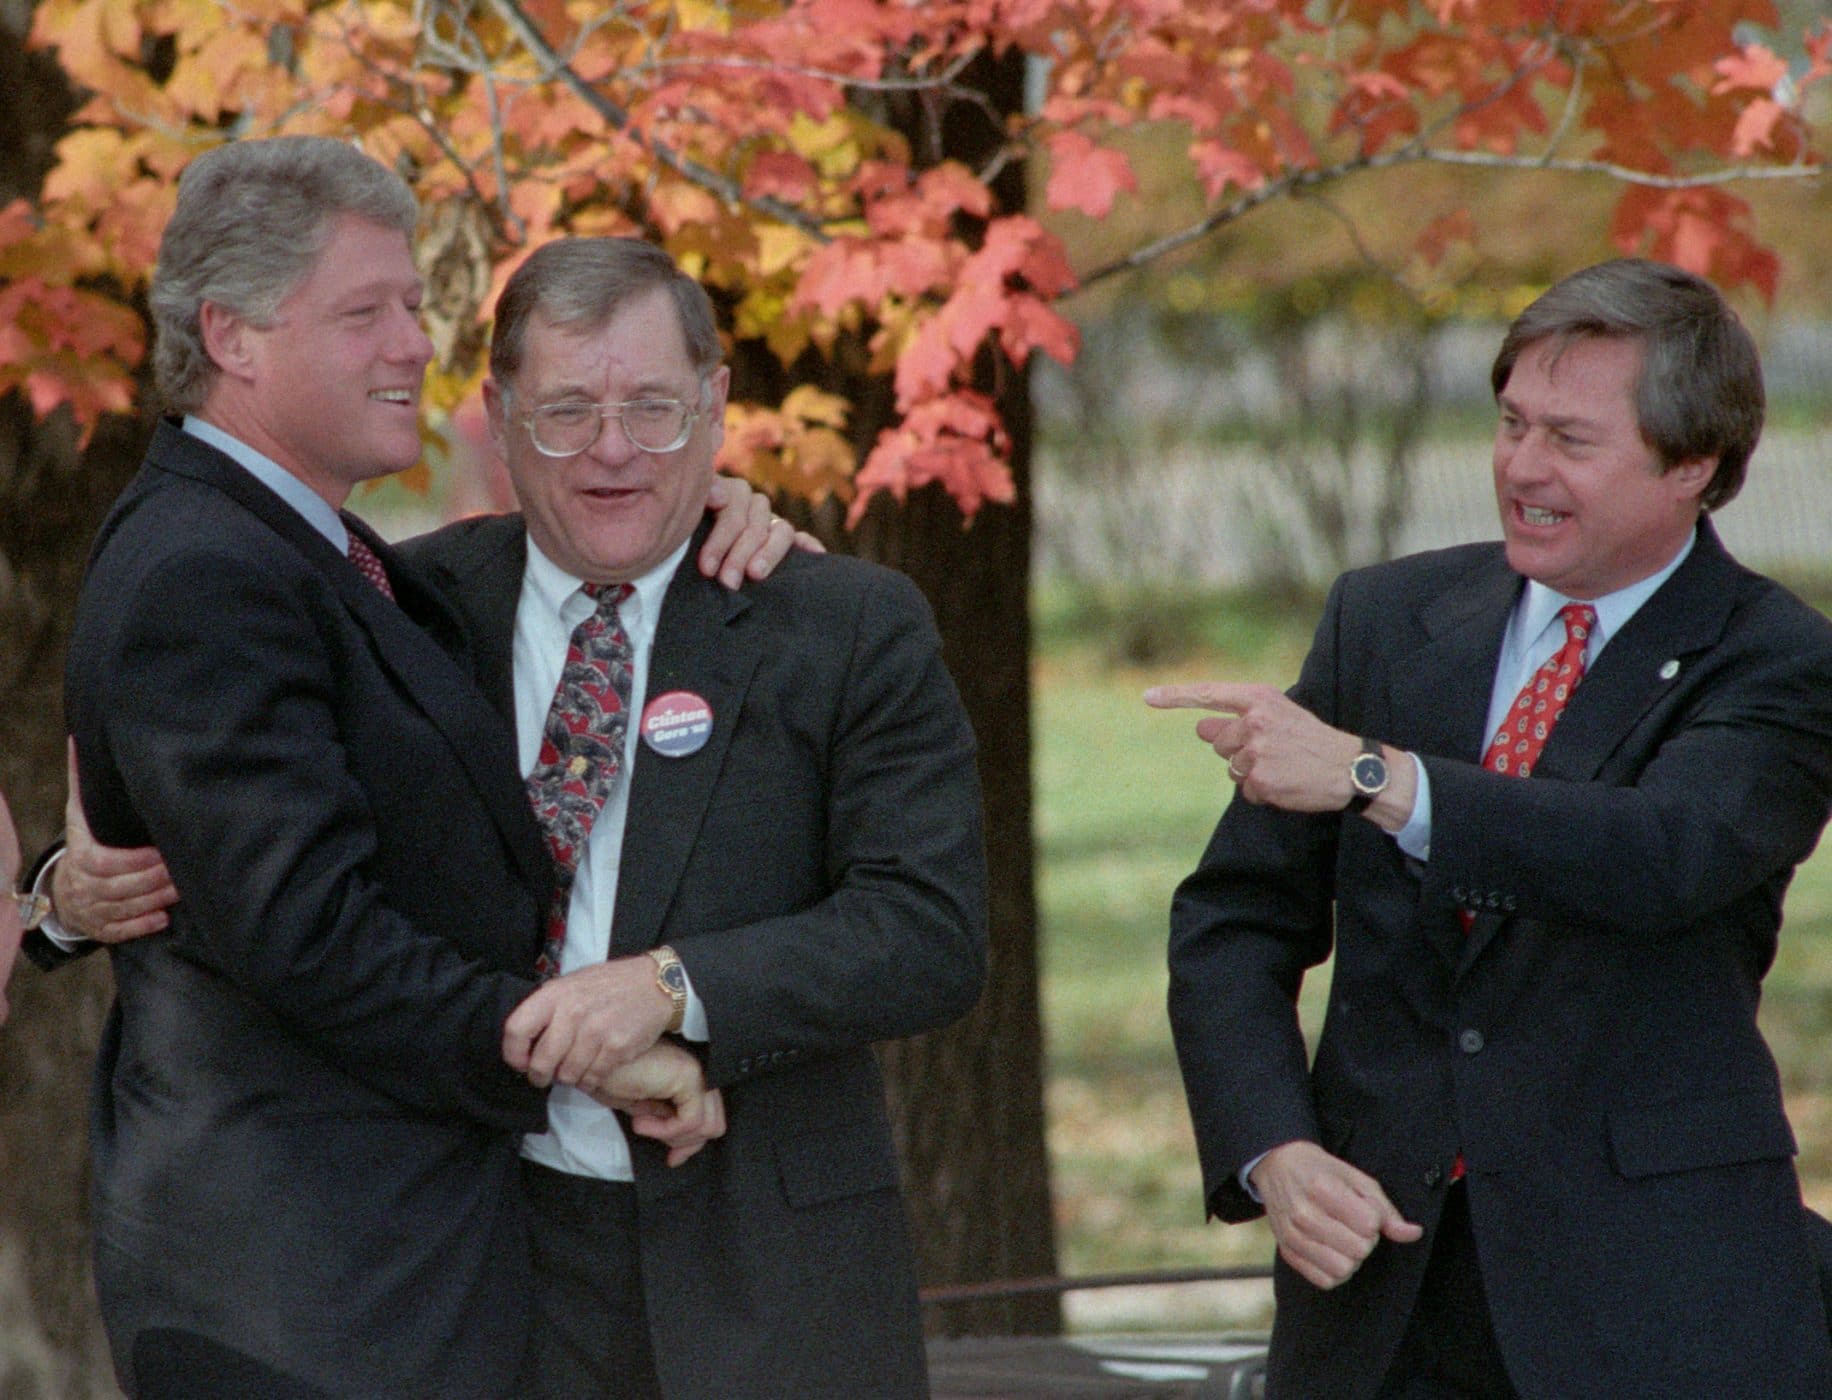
[1352,753,1388,793]
[659,962,688,995]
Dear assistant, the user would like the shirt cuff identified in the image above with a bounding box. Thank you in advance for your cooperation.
[1239,1151,1268,1204]
[31,851,87,952]
[679,967,709,1042]
[1393,753,1431,861]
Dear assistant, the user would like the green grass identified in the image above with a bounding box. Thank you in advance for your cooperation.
[1035,585,1832,1330]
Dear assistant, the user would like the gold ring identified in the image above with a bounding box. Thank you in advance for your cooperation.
[1227,755,1247,782]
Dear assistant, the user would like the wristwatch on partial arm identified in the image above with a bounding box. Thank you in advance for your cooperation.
[1345,737,1389,815]
[649,944,688,1035]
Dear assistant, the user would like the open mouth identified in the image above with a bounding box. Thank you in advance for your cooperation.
[369,389,416,406]
[1517,503,1569,527]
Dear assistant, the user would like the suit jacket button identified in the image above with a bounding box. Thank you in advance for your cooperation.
[1459,1029,1485,1055]
[738,1057,753,1074]
[1424,1163,1443,1188]
[1451,885,1468,904]
[1502,895,1518,913]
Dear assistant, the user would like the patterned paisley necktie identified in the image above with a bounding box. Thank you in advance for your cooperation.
[525,583,635,980]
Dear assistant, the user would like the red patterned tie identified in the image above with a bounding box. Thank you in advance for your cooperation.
[1458,605,1596,929]
[346,533,396,601]
[525,584,635,980]
[1483,603,1596,780]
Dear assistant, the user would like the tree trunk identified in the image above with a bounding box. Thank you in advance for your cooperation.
[812,47,1062,1337]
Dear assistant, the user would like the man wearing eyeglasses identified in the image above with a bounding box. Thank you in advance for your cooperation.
[397,235,988,1399]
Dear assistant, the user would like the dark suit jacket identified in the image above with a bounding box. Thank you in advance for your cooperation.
[1169,522,1832,1398]
[65,421,552,1397]
[407,515,988,1400]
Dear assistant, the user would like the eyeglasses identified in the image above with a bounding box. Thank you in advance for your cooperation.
[10,888,49,932]
[514,388,705,458]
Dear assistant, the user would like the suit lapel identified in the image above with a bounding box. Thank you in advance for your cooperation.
[1382,552,1520,971]
[149,426,550,894]
[1386,555,1521,764]
[609,561,763,955]
[1531,522,1735,785]
[1460,522,1733,972]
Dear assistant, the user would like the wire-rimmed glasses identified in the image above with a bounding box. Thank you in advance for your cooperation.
[514,388,705,458]
[10,888,50,932]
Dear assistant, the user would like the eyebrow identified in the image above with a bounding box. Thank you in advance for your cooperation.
[1496,396,1601,433]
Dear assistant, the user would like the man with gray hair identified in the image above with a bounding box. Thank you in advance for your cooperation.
[1151,259,1832,1396]
[56,136,788,1398]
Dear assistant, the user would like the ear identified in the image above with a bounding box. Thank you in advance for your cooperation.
[704,365,731,451]
[1667,454,1716,504]
[197,300,257,382]
[482,379,508,451]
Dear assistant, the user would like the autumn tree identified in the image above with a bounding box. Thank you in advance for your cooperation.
[2,0,1828,1383]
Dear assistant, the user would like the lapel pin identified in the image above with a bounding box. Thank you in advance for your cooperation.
[641,690,714,757]
[1658,659,1680,681]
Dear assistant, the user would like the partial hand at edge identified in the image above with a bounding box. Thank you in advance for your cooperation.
[56,738,180,943]
[0,787,22,1023]
[502,954,675,1089]
[590,1040,728,1167]
[1250,1139,1422,1290]
[699,476,825,590]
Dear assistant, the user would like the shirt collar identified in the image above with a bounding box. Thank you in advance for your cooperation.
[183,416,349,551]
[1515,527,1697,655]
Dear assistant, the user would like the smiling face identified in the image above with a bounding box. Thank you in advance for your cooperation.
[198,213,433,506]
[1492,335,1713,600]
[485,286,728,585]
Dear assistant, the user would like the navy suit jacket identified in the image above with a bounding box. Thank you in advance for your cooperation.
[65,421,551,1397]
[406,515,989,1399]
[1170,522,1832,1398]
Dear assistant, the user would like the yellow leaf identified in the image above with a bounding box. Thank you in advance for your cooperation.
[782,384,850,429]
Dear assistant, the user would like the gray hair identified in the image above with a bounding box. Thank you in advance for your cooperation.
[150,137,419,413]
[1491,258,1763,512]
[488,238,722,389]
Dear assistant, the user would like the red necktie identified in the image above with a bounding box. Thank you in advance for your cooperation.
[1460,602,1595,943]
[525,583,635,980]
[1449,602,1595,1183]
[1482,603,1596,780]
[346,533,396,602]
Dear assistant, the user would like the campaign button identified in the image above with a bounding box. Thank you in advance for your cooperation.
[641,690,713,757]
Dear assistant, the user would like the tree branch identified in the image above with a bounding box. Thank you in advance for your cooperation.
[485,0,833,240]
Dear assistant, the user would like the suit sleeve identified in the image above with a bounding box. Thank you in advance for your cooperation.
[1419,603,1832,939]
[75,543,545,1131]
[1167,577,1349,1222]
[675,570,988,1087]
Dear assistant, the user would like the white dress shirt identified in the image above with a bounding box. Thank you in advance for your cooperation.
[514,534,710,1182]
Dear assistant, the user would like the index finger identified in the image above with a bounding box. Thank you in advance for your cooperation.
[1143,682,1257,714]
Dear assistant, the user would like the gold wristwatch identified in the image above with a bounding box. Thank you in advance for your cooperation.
[649,944,688,1034]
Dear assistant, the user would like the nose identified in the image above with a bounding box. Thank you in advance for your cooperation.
[585,410,643,466]
[387,300,435,367]
[1495,426,1550,487]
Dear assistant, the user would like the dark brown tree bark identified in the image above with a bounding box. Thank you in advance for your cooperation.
[786,47,1062,1337]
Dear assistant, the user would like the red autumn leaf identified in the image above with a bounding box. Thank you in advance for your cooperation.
[1043,130,1138,219]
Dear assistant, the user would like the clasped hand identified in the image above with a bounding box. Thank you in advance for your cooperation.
[504,957,726,1166]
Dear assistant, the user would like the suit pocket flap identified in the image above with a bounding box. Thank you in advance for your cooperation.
[1608,1089,1796,1179]
[774,1125,899,1208]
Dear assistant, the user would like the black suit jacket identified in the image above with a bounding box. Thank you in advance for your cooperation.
[65,422,551,1397]
[1169,522,1832,1398]
[407,515,988,1400]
